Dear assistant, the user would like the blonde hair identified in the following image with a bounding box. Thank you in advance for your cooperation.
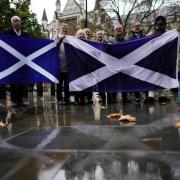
[76,29,85,37]
[60,23,68,28]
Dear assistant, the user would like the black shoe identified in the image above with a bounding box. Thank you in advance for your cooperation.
[74,101,79,105]
[87,100,93,104]
[108,99,116,104]
[12,103,19,107]
[21,103,28,107]
[159,96,171,103]
[58,101,69,105]
[12,102,27,107]
[123,99,130,103]
[79,101,85,105]
[135,98,140,103]
[144,97,155,103]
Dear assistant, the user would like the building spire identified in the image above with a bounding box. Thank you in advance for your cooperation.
[41,8,48,21]
[56,0,61,14]
[94,0,102,10]
[79,0,84,9]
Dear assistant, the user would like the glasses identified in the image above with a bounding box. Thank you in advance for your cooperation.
[14,20,21,22]
[115,28,122,31]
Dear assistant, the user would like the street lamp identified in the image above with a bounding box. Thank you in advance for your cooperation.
[84,0,88,28]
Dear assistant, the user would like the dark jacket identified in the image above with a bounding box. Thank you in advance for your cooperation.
[109,37,125,44]
[128,30,144,40]
[3,28,29,37]
[3,28,30,104]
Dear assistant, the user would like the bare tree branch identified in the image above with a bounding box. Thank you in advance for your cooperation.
[101,0,180,35]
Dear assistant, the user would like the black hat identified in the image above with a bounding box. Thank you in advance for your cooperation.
[155,15,166,22]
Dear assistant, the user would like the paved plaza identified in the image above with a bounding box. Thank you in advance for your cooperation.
[0,92,180,180]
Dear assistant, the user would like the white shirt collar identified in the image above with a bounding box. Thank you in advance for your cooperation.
[13,28,21,36]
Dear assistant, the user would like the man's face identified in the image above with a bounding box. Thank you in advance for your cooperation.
[114,25,123,37]
[84,29,91,39]
[155,17,166,32]
[133,23,141,33]
[96,31,104,42]
[60,25,68,35]
[11,18,21,31]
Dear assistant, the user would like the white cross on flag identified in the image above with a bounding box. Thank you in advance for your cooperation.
[0,34,60,84]
[64,29,179,92]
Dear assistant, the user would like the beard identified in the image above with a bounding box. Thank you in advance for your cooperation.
[155,22,166,32]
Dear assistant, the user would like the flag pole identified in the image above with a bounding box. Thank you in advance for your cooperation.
[84,0,88,28]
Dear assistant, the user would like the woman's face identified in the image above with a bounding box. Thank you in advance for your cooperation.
[77,32,86,39]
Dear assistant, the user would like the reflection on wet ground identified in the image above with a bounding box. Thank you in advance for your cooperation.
[0,92,180,180]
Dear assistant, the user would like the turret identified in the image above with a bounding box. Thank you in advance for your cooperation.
[94,0,102,10]
[56,0,61,14]
[79,0,84,9]
[41,8,48,29]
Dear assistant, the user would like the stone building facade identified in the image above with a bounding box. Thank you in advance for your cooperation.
[42,0,84,38]
[41,0,112,39]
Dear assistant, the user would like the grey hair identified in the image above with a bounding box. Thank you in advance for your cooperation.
[96,30,104,35]
[60,23,68,28]
[114,24,123,30]
[11,16,21,23]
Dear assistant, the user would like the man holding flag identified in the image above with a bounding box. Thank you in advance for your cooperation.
[0,16,60,107]
[108,24,129,103]
[3,16,29,107]
[144,15,175,103]
[56,23,70,105]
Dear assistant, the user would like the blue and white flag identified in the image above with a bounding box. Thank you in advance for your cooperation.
[64,29,179,92]
[0,34,60,84]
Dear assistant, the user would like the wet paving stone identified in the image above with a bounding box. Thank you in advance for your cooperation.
[0,150,23,178]
[7,128,53,149]
[0,150,180,180]
[0,95,180,179]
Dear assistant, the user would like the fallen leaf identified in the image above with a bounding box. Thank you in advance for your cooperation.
[119,115,136,122]
[13,109,26,118]
[0,121,8,127]
[107,113,122,120]
[175,122,180,128]
[119,122,136,127]
[107,113,136,123]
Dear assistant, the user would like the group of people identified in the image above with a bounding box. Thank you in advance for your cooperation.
[0,15,177,106]
[56,15,174,105]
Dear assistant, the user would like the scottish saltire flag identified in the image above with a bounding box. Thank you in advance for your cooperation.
[0,34,60,84]
[64,29,179,92]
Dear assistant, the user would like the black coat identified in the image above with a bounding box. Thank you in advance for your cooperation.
[3,28,29,37]
[128,30,144,40]
[2,28,30,104]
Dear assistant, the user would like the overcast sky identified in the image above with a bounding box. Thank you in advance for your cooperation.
[30,0,96,23]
